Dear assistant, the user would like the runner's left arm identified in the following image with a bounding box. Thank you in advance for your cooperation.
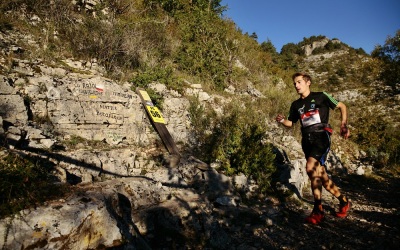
[336,102,350,139]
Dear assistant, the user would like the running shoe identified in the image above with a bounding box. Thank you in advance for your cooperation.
[336,201,351,218]
[305,211,324,224]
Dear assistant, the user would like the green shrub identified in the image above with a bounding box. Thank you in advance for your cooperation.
[327,74,340,85]
[130,66,184,107]
[190,100,276,193]
[146,88,165,109]
[371,30,400,91]
[336,65,347,77]
[131,66,176,89]
[175,8,230,90]
[317,61,332,72]
[0,14,13,32]
[187,96,217,147]
[354,112,400,168]
[0,149,69,218]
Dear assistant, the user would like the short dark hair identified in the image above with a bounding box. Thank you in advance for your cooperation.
[292,72,312,83]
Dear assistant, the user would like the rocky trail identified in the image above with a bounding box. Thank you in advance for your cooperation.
[201,168,400,250]
[1,146,398,250]
[91,164,399,250]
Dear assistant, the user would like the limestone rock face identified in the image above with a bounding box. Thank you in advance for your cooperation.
[0,178,171,250]
[0,160,248,250]
[302,37,340,56]
[28,72,148,145]
[0,59,193,149]
[0,76,28,126]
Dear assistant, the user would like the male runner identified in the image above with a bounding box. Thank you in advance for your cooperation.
[275,72,351,224]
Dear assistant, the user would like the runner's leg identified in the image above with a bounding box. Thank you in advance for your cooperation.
[306,157,323,204]
[320,166,341,198]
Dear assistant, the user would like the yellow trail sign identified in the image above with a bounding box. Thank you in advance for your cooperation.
[145,105,165,124]
[136,88,180,157]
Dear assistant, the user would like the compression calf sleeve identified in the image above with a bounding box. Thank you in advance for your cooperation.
[338,194,348,205]
[313,199,323,212]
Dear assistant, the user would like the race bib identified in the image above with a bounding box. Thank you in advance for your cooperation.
[301,110,321,127]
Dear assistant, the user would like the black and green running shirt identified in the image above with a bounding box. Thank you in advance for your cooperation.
[287,92,339,128]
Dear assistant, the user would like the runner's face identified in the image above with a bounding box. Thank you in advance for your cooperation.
[293,76,310,96]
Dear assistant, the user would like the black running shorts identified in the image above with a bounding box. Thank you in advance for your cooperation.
[301,131,331,165]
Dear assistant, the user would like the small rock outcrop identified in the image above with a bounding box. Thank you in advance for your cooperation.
[302,37,342,56]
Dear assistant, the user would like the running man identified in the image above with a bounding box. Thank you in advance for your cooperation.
[275,72,351,224]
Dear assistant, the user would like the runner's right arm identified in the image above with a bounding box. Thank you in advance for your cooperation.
[275,114,293,127]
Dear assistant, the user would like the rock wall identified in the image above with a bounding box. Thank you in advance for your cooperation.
[33,74,147,145]
[0,75,28,126]
[302,37,342,56]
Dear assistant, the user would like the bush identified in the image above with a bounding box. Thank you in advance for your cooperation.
[190,100,276,193]
[131,66,175,89]
[175,9,230,90]
[336,65,346,77]
[0,14,13,32]
[371,30,400,91]
[353,112,400,168]
[0,149,69,218]
[130,66,184,107]
[327,74,340,85]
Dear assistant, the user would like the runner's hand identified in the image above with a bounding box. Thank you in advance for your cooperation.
[275,114,285,123]
[340,124,350,139]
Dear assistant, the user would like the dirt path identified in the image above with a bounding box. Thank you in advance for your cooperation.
[74,166,398,249]
[231,169,400,249]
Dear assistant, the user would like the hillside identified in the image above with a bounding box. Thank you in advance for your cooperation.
[1,1,399,249]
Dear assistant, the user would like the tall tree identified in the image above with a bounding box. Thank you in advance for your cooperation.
[146,0,224,15]
[260,39,277,54]
[371,30,400,90]
[249,32,258,40]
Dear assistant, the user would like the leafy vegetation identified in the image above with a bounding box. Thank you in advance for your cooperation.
[350,30,400,168]
[371,30,400,92]
[189,98,276,193]
[0,148,69,218]
[131,66,178,90]
[353,110,400,168]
